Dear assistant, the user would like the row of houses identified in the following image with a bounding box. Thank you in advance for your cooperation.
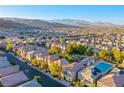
[0,56,41,87]
[13,42,70,66]
[63,57,124,87]
[80,33,124,51]
[12,42,124,87]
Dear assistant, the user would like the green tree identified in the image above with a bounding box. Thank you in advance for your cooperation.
[26,38,34,45]
[6,43,13,51]
[77,44,86,54]
[113,50,122,63]
[98,50,114,61]
[49,62,63,79]
[48,46,60,55]
[0,36,6,40]
[106,51,113,60]
[31,58,39,66]
[98,50,107,59]
[67,43,86,54]
[121,51,124,61]
[59,38,67,43]
[94,52,98,57]
[39,62,48,71]
[59,53,73,63]
[86,48,93,56]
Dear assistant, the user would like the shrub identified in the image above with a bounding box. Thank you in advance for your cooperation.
[71,80,84,87]
[11,62,17,65]
[34,76,42,83]
[88,83,96,87]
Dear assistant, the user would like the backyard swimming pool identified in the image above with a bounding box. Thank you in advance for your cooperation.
[95,62,113,75]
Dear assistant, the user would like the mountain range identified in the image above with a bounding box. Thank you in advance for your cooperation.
[0,18,122,31]
[0,18,78,30]
[49,19,117,27]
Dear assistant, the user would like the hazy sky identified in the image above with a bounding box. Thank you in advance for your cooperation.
[0,5,124,24]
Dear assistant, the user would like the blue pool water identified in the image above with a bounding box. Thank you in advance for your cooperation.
[94,62,113,74]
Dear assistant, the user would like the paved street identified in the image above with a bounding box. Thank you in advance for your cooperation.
[6,52,66,87]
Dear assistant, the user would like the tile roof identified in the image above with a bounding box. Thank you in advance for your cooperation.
[0,65,20,77]
[63,62,84,72]
[97,73,124,87]
[0,58,11,69]
[57,58,69,65]
[48,54,59,61]
[0,71,29,87]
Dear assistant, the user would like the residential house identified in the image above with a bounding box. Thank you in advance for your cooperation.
[26,48,48,61]
[63,62,85,82]
[26,50,35,61]
[35,47,48,53]
[78,61,114,83]
[0,41,7,49]
[78,67,100,83]
[35,51,49,63]
[0,71,29,87]
[20,45,34,59]
[47,54,60,66]
[50,42,67,52]
[79,56,98,67]
[13,42,24,52]
[97,72,124,87]
[53,58,69,66]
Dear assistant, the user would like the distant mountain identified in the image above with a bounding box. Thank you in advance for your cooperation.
[0,18,122,33]
[0,19,41,30]
[49,19,91,26]
[1,18,78,29]
[49,19,116,27]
